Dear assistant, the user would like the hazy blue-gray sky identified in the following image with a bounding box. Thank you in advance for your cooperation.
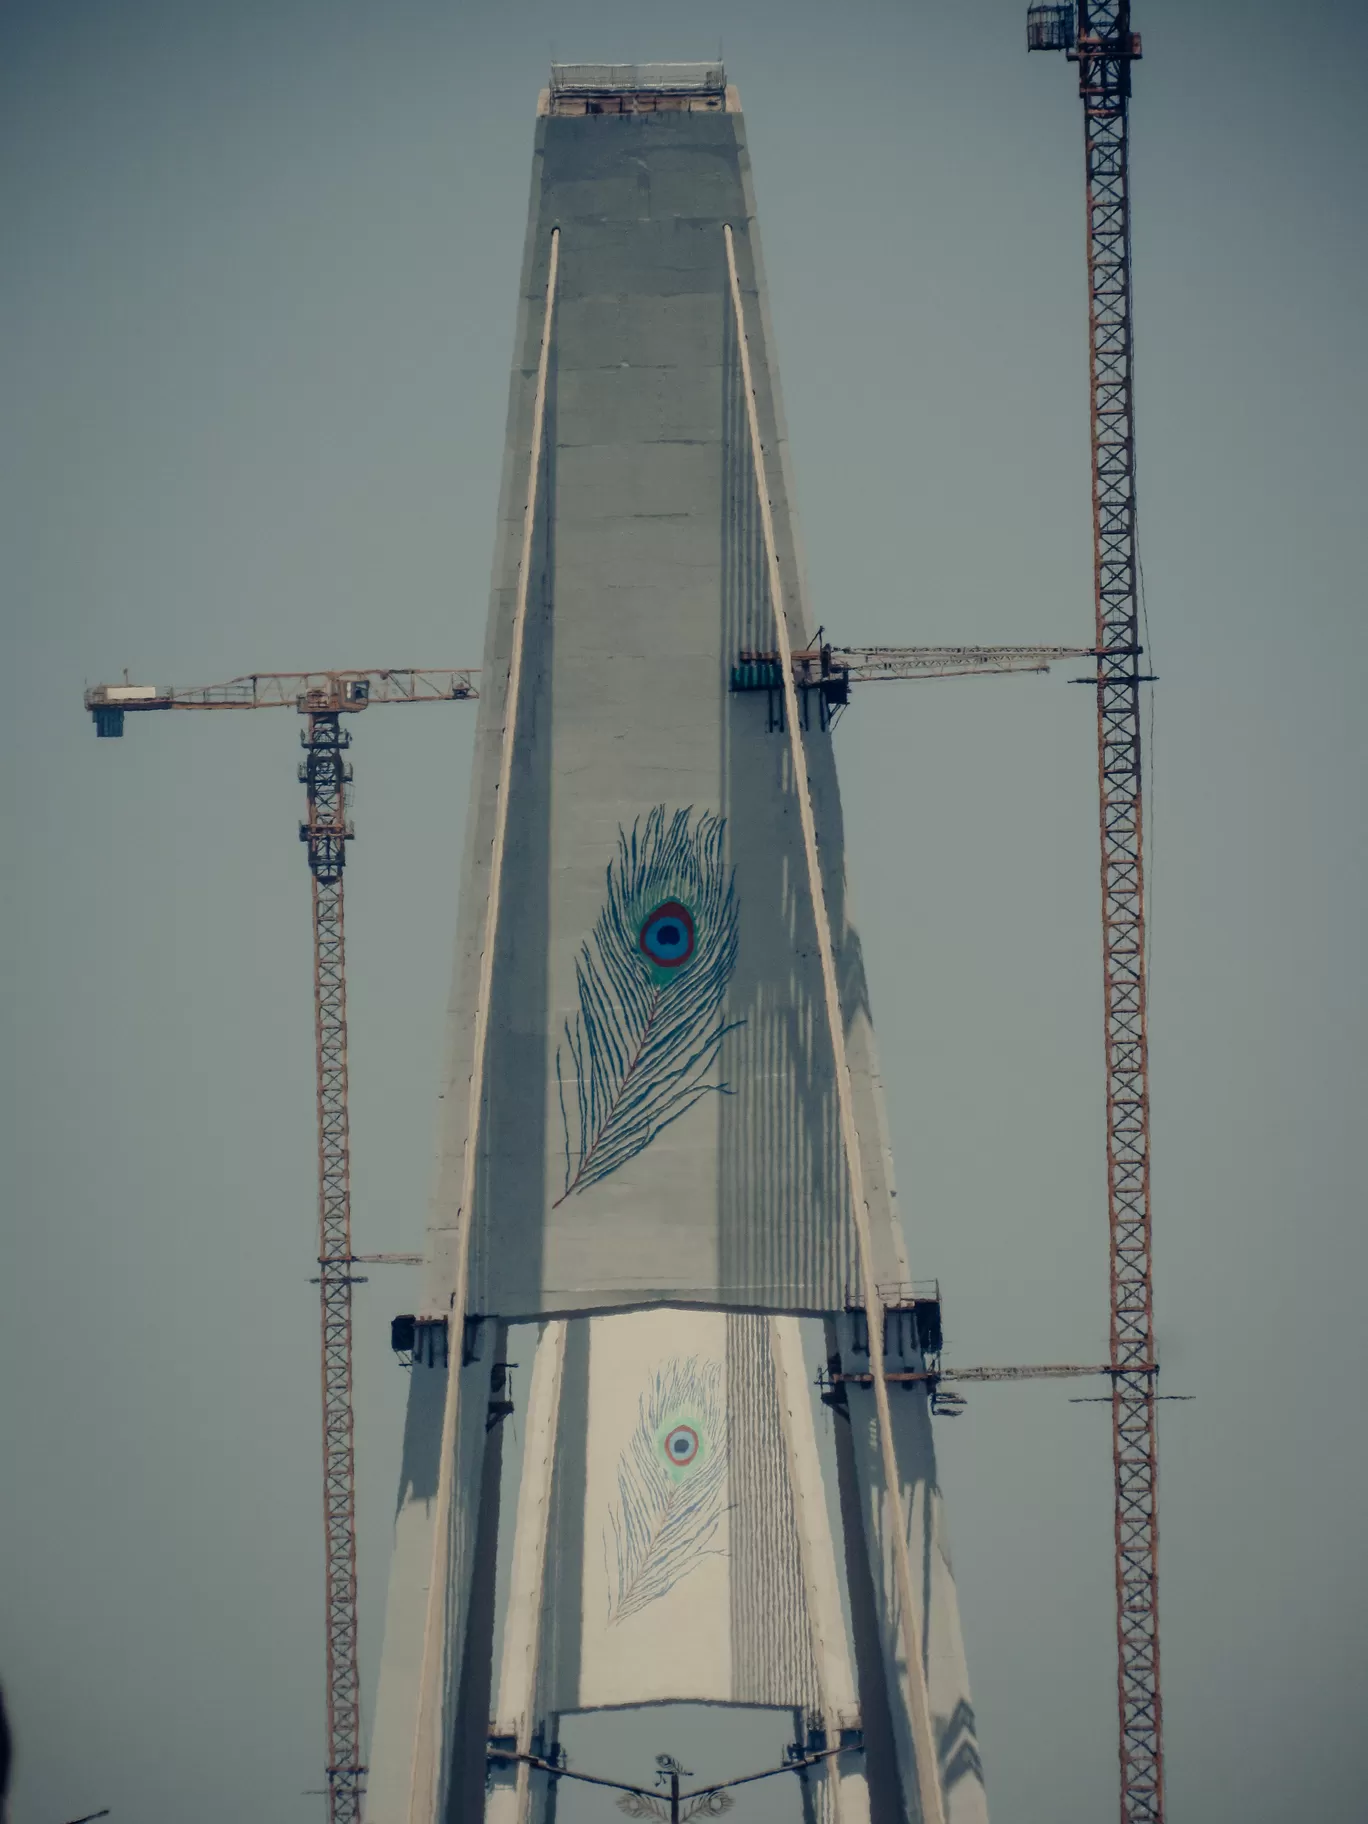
[3,2,1365,1821]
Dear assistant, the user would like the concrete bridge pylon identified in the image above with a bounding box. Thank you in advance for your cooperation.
[367,64,985,1824]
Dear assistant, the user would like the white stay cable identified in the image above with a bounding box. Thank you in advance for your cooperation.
[724,223,946,1824]
[406,227,561,1824]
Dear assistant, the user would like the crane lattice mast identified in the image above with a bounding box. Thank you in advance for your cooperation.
[1029,5,1164,1820]
[301,709,363,1824]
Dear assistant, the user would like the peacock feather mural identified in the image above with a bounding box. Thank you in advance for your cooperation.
[605,1356,729,1624]
[555,806,740,1204]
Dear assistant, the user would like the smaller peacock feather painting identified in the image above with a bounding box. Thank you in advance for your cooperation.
[555,806,741,1205]
[606,1356,730,1625]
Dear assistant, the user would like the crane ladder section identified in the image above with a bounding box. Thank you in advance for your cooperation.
[302,712,365,1824]
[1076,7,1164,1820]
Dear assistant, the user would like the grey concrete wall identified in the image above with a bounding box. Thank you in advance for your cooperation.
[535,1310,820,1713]
[833,1312,988,1824]
[426,98,904,1319]
[367,1336,504,1823]
[371,89,980,1824]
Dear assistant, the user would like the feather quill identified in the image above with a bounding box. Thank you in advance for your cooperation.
[606,1356,729,1625]
[555,806,740,1204]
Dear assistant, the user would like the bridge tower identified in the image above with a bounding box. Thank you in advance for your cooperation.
[367,65,984,1824]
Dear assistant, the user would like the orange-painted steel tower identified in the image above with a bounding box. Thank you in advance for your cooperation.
[86,669,481,1824]
[1029,5,1164,1820]
[300,709,364,1824]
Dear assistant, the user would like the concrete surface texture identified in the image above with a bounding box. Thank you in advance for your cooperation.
[427,77,905,1321]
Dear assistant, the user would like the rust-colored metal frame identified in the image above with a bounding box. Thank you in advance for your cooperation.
[1032,4,1164,1815]
[302,712,364,1824]
[1074,6,1165,1820]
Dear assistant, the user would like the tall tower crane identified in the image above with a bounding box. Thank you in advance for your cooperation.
[85,644,1075,1821]
[1028,6,1164,1821]
[87,668,476,1824]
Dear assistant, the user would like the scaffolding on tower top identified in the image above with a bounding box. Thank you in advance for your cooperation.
[549,61,725,95]
[545,62,728,115]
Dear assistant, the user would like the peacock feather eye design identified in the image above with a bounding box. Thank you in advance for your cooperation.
[658,1418,703,1478]
[555,807,741,1204]
[639,900,695,973]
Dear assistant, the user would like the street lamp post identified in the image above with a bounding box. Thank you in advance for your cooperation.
[488,1737,856,1821]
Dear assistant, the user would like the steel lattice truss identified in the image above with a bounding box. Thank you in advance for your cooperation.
[1075,6,1165,1820]
[302,714,365,1824]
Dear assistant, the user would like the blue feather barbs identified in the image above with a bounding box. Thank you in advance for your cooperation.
[555,807,741,1205]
